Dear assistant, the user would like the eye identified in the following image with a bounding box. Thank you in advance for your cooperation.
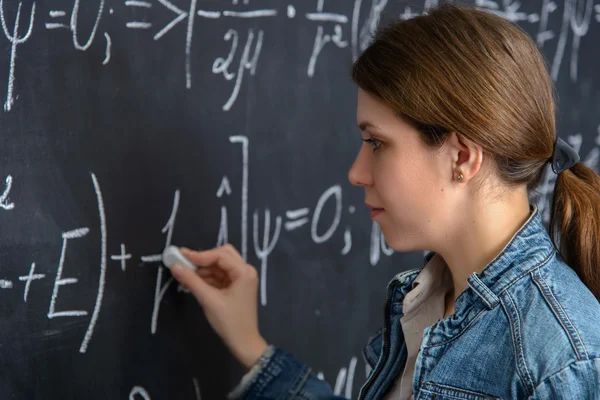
[362,138,382,151]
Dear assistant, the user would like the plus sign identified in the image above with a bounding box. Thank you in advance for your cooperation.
[111,244,132,272]
[18,262,46,302]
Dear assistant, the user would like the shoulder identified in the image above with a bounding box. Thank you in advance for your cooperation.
[510,251,600,350]
[529,358,600,398]
[504,252,600,386]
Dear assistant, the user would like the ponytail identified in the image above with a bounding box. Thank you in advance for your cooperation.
[550,163,600,302]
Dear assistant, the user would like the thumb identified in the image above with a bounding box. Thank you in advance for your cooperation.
[170,264,217,307]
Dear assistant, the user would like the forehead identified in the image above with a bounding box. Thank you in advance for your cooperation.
[355,89,429,148]
[356,89,404,130]
[357,88,384,113]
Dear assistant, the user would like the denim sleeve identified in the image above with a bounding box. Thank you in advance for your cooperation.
[528,358,600,399]
[227,345,277,399]
[227,345,349,400]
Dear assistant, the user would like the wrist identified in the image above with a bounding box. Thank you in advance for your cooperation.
[234,336,269,371]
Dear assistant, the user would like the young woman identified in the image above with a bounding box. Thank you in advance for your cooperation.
[170,3,600,399]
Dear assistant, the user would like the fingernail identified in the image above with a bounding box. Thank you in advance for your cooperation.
[171,264,182,275]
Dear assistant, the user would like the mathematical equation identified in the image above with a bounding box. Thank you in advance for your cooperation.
[1,127,598,359]
[1,0,598,111]
[0,135,396,358]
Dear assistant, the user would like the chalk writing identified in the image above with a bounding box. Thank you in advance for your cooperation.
[0,0,594,112]
[71,0,104,51]
[142,189,179,334]
[475,0,590,83]
[0,125,595,362]
[285,208,310,231]
[153,0,198,89]
[48,228,90,319]
[42,173,108,353]
[317,356,358,398]
[0,279,13,289]
[230,136,250,261]
[0,0,35,111]
[0,175,14,210]
[0,1,598,398]
[18,262,45,302]
[213,28,264,110]
[307,0,349,77]
[127,377,202,399]
[79,172,108,353]
[311,185,342,244]
[253,208,282,306]
[370,223,393,266]
[568,0,593,82]
[129,386,151,400]
[352,0,387,61]
[111,244,132,272]
[46,10,69,30]
[103,32,111,65]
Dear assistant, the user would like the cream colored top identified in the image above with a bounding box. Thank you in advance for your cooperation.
[382,253,453,399]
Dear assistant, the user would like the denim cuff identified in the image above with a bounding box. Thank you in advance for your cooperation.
[240,346,313,399]
[227,344,276,399]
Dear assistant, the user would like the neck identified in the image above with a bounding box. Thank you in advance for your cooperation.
[437,189,532,305]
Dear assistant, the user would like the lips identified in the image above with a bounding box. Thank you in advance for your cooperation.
[366,203,384,218]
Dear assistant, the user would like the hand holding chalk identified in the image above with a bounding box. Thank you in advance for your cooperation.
[162,245,197,271]
[168,244,268,371]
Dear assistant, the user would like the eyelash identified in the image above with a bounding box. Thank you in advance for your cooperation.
[362,138,382,151]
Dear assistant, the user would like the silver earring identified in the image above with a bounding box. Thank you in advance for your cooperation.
[456,172,463,182]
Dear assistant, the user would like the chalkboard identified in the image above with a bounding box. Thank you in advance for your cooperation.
[0,0,598,399]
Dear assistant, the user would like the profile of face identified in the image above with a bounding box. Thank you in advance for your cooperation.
[348,88,461,252]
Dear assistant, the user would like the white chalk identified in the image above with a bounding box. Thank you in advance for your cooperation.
[162,245,197,271]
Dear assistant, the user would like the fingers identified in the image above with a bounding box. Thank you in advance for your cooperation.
[201,276,222,289]
[180,245,245,279]
[194,267,229,288]
[195,266,225,280]
[170,263,216,306]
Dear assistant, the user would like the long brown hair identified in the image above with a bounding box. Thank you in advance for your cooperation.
[351,3,600,301]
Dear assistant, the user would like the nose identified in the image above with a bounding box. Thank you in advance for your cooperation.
[348,146,373,187]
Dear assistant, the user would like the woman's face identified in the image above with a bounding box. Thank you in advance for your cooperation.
[348,88,453,251]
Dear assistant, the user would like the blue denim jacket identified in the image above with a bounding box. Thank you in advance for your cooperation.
[230,204,600,399]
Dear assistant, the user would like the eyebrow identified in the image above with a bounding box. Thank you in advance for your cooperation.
[358,121,381,131]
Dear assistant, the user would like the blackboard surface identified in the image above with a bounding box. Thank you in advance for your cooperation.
[0,0,598,398]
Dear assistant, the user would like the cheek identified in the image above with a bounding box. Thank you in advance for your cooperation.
[375,154,442,207]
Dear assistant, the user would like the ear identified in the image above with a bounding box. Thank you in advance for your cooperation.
[446,132,483,183]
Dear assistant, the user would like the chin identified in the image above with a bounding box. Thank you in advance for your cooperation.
[387,242,421,253]
[379,227,426,253]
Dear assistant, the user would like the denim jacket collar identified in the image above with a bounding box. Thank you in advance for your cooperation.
[358,203,563,399]
[386,203,557,318]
